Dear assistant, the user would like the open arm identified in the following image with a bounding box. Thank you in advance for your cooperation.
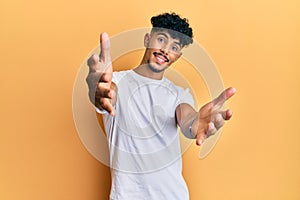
[176,87,236,146]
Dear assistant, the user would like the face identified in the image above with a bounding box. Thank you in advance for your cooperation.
[144,30,183,73]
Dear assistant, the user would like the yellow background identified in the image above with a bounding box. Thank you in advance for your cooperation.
[1,0,300,199]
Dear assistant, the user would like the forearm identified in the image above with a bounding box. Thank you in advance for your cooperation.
[181,113,198,139]
[176,103,198,139]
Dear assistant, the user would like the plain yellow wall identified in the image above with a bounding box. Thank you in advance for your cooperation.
[1,0,300,199]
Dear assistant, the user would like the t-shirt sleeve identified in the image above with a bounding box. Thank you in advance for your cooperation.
[175,87,195,108]
[95,107,109,114]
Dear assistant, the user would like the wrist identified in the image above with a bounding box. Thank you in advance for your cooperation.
[189,117,197,139]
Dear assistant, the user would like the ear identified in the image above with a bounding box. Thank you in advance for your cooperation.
[144,33,150,48]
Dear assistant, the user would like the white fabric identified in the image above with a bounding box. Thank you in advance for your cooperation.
[98,70,194,200]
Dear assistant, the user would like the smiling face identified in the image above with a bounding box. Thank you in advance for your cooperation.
[143,30,183,74]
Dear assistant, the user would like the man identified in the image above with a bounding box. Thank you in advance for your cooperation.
[86,12,236,200]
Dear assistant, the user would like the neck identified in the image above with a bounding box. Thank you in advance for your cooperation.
[133,55,164,80]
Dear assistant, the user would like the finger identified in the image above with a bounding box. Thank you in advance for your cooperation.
[196,132,206,146]
[213,113,225,129]
[97,82,113,98]
[100,72,112,83]
[213,87,236,107]
[222,109,233,120]
[99,32,111,65]
[195,125,207,146]
[87,53,100,72]
[206,122,217,138]
[99,98,115,116]
[95,89,112,99]
[199,101,214,117]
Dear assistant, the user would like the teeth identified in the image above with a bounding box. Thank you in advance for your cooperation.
[153,52,168,64]
[157,57,164,62]
[156,56,166,64]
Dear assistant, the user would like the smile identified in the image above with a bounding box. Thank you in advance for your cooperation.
[153,52,169,64]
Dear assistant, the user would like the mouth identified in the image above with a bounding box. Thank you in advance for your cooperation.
[153,52,169,65]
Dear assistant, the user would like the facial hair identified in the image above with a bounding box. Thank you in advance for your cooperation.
[146,60,169,73]
[146,51,170,73]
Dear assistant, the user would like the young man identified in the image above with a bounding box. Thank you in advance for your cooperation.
[86,12,236,200]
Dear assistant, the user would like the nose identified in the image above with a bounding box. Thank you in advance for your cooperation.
[160,44,169,55]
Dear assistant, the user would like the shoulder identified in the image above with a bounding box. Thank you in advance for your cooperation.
[163,77,194,107]
[163,77,189,94]
[112,70,131,83]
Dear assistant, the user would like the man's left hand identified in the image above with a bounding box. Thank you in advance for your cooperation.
[194,87,236,145]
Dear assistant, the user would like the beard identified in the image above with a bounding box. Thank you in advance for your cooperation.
[146,60,169,73]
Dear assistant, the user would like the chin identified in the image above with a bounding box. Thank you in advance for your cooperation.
[147,62,168,73]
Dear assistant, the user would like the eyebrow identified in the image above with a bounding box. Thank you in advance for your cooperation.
[157,32,169,39]
[157,32,181,46]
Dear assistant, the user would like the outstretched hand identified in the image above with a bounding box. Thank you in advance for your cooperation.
[195,87,236,145]
[86,32,116,115]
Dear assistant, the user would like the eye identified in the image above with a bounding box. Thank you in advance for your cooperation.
[172,45,179,52]
[158,37,165,43]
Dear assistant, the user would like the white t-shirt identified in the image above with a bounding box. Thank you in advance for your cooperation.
[98,70,194,200]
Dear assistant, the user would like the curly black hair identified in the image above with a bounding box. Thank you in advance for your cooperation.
[151,12,193,47]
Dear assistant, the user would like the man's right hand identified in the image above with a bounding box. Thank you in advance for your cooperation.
[86,32,116,116]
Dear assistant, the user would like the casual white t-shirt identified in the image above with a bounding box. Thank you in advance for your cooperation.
[98,70,194,200]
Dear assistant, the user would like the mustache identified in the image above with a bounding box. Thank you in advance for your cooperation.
[153,52,169,62]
